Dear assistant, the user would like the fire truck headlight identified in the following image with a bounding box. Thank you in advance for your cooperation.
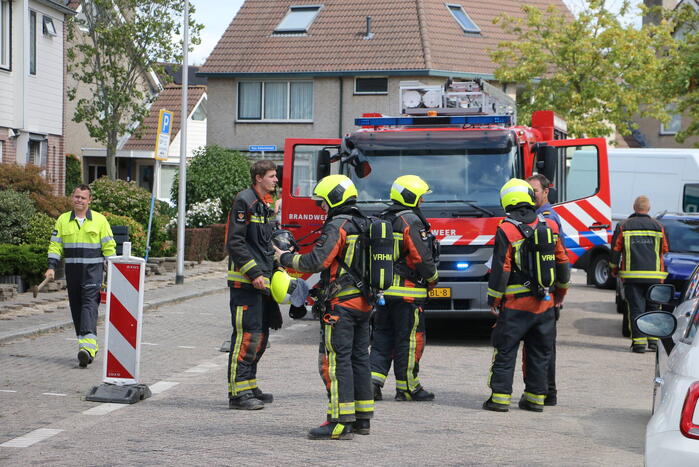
[456,262,470,270]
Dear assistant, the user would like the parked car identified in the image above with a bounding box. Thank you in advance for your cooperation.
[617,213,699,337]
[636,273,699,466]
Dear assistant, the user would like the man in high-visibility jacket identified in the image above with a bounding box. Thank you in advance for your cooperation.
[45,184,116,368]
[369,175,438,402]
[610,195,669,353]
[483,179,570,413]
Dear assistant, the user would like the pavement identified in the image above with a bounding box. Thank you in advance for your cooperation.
[0,260,229,344]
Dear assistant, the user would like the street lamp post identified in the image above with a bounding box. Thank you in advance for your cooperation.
[176,0,189,285]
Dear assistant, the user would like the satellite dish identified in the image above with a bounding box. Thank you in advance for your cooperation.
[402,90,422,108]
[422,90,442,108]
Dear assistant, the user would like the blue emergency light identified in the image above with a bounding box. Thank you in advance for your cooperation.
[355,115,513,127]
[456,262,470,270]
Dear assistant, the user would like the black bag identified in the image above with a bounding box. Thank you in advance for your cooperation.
[367,218,394,291]
[507,215,557,293]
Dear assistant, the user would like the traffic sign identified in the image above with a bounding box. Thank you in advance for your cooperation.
[248,145,277,152]
[154,109,174,161]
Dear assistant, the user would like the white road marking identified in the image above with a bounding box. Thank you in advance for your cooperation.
[177,346,195,349]
[284,323,309,331]
[42,393,67,397]
[0,390,17,393]
[141,342,159,346]
[149,381,179,394]
[185,362,219,374]
[65,338,78,341]
[82,403,125,415]
[0,428,63,448]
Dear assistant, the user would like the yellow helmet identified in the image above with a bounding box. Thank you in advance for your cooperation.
[270,269,310,306]
[390,175,432,207]
[313,174,358,208]
[500,178,535,211]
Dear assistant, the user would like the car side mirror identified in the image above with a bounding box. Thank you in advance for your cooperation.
[647,283,676,305]
[316,149,331,180]
[635,311,677,338]
[535,145,557,183]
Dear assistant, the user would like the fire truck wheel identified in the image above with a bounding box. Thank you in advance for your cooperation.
[589,253,615,289]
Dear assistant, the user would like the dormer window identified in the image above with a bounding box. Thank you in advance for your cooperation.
[274,5,322,34]
[42,15,57,36]
[446,4,480,34]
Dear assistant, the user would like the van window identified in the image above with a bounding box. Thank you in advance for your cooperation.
[683,184,699,213]
[561,146,599,202]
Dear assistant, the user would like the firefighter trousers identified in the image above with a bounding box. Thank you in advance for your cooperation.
[228,288,273,398]
[319,303,374,423]
[369,300,426,393]
[66,265,102,357]
[624,282,660,346]
[489,307,555,403]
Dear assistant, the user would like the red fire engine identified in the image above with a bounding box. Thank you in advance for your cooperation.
[281,79,611,318]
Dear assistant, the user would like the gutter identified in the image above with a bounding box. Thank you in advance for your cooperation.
[197,69,496,80]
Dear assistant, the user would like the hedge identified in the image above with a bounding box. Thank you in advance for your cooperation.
[102,212,147,257]
[184,227,210,263]
[65,154,82,196]
[0,163,71,217]
[0,244,46,286]
[207,223,227,261]
[0,189,37,245]
[22,212,56,249]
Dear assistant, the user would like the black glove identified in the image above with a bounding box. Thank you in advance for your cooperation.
[289,305,307,320]
[554,306,561,321]
[269,302,283,330]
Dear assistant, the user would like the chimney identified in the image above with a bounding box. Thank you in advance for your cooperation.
[364,16,374,40]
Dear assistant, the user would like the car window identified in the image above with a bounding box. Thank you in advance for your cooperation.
[685,265,699,301]
[661,218,699,253]
[683,302,699,343]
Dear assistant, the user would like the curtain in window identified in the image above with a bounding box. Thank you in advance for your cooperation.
[239,82,262,119]
[264,82,287,119]
[160,165,177,199]
[290,82,313,120]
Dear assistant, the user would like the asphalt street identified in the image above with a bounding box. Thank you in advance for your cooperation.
[0,272,652,466]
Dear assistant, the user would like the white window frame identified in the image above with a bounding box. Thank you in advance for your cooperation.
[446,3,481,34]
[29,10,36,75]
[660,104,682,135]
[0,140,3,163]
[354,77,389,95]
[0,0,10,70]
[236,80,313,123]
[274,5,322,34]
[42,15,57,37]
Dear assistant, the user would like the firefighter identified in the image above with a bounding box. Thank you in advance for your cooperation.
[483,179,570,413]
[369,175,438,402]
[273,174,373,440]
[226,160,282,410]
[526,174,564,406]
[610,195,669,353]
[45,184,116,367]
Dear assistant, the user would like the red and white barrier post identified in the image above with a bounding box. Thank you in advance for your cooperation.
[86,242,151,404]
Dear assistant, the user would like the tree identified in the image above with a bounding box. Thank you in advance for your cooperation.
[490,0,675,138]
[66,0,202,179]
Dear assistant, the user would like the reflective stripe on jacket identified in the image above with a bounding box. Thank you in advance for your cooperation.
[610,213,669,283]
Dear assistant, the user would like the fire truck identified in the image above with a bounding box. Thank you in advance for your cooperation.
[280,79,611,318]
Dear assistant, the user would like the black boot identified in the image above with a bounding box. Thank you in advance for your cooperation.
[482,397,509,412]
[647,340,658,352]
[353,419,370,435]
[395,387,435,401]
[518,395,544,413]
[229,392,264,410]
[308,422,354,440]
[252,387,273,403]
[631,343,646,353]
[544,392,557,406]
[373,383,382,401]
[77,349,92,368]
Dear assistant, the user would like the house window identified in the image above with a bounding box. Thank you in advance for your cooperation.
[28,138,47,167]
[238,81,313,121]
[661,104,682,135]
[87,164,106,183]
[42,16,57,37]
[446,4,481,33]
[355,77,388,95]
[159,164,177,200]
[274,5,322,34]
[0,140,3,163]
[29,10,36,75]
[191,97,207,121]
[0,0,10,69]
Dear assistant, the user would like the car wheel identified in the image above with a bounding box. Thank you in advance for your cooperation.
[589,253,615,289]
[622,307,631,337]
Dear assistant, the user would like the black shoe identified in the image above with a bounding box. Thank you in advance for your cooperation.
[353,419,370,435]
[519,395,544,412]
[544,393,557,406]
[373,384,382,401]
[482,398,509,412]
[632,344,646,353]
[647,340,658,352]
[252,387,273,403]
[78,349,92,368]
[395,387,435,402]
[229,392,264,410]
[308,422,354,440]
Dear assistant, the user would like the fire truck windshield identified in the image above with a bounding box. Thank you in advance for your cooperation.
[350,146,516,211]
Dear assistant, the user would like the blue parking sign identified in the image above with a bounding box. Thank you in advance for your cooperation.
[162,113,171,134]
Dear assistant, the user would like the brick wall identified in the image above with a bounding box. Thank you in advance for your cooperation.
[0,128,17,164]
[47,134,65,196]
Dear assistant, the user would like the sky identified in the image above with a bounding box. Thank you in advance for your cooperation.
[187,0,645,66]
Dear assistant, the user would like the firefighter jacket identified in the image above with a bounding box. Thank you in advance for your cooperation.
[487,207,570,314]
[610,213,669,283]
[279,204,371,312]
[47,209,116,283]
[227,187,275,291]
[382,204,438,303]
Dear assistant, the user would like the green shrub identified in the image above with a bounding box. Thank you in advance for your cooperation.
[0,163,71,217]
[102,212,147,257]
[90,177,151,226]
[171,145,250,222]
[22,212,56,249]
[0,189,37,244]
[207,223,227,261]
[184,227,211,263]
[65,154,82,195]
[0,244,46,286]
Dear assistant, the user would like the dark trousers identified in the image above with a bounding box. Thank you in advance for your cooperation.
[489,307,555,397]
[228,288,273,397]
[319,303,374,423]
[369,300,426,393]
[624,282,659,342]
[66,265,101,336]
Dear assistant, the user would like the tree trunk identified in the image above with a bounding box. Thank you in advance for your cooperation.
[106,132,118,180]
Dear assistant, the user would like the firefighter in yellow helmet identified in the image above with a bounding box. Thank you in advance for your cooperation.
[369,175,439,402]
[274,174,374,440]
[483,178,570,413]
